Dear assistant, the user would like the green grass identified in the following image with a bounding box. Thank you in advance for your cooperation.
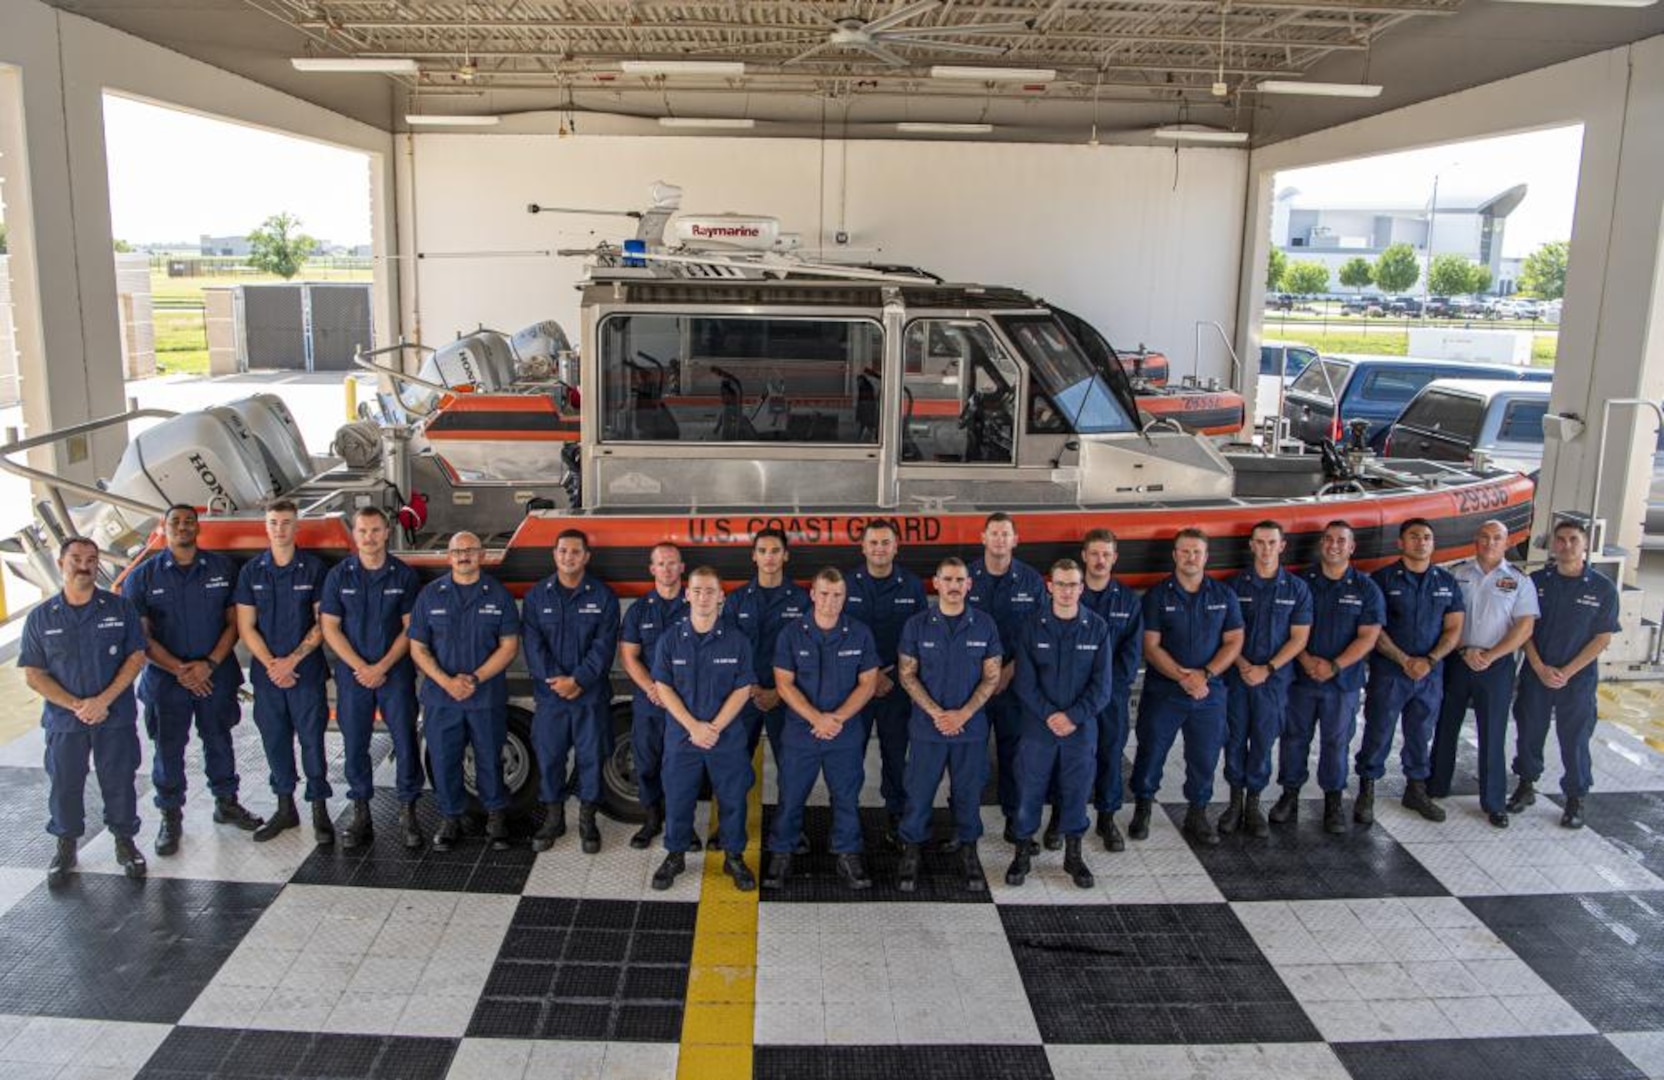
[1263,326,1560,367]
[149,268,373,304]
[152,307,208,375]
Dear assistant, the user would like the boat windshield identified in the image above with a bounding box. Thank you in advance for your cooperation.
[996,315,1136,435]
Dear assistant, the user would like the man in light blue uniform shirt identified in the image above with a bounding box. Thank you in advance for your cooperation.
[843,518,927,844]
[522,528,620,854]
[619,542,689,850]
[1510,519,1620,830]
[1430,520,1538,827]
[407,532,520,851]
[123,504,262,855]
[21,538,150,884]
[1080,528,1143,852]
[966,511,1044,844]
[234,499,333,846]
[1222,521,1312,839]
[1130,528,1244,846]
[764,567,880,891]
[1005,559,1112,891]
[1358,518,1465,825]
[320,506,424,850]
[896,557,1004,893]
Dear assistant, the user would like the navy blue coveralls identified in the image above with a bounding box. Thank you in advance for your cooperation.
[20,589,147,840]
[521,571,620,807]
[1132,575,1244,806]
[652,618,757,855]
[407,573,518,818]
[1358,563,1465,782]
[724,578,808,767]
[320,553,422,804]
[1012,608,1113,840]
[843,563,928,817]
[1281,566,1384,793]
[1513,565,1620,799]
[235,550,332,802]
[1082,579,1143,815]
[124,549,245,811]
[896,607,1004,845]
[1225,568,1313,794]
[768,616,879,855]
[966,557,1044,820]
[621,588,688,813]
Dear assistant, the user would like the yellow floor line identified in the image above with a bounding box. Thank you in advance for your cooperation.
[677,746,763,1080]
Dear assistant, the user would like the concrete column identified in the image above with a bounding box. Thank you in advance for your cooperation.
[1533,36,1664,556]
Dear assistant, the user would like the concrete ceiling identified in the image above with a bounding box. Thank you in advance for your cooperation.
[39,1,1664,145]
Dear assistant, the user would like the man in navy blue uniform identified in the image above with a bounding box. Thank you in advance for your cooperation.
[1080,528,1143,852]
[1509,519,1621,830]
[725,528,808,777]
[408,531,520,851]
[895,557,1004,893]
[1221,521,1312,839]
[650,566,759,892]
[1273,522,1384,833]
[1431,520,1539,827]
[321,506,424,849]
[843,518,927,845]
[124,504,262,855]
[1358,518,1465,825]
[1005,559,1112,890]
[21,538,150,884]
[965,511,1044,844]
[522,529,620,854]
[619,542,689,850]
[1129,528,1244,846]
[763,567,880,891]
[234,499,333,846]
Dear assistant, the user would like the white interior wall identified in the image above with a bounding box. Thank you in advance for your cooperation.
[1238,36,1664,554]
[404,135,1247,380]
[0,0,395,476]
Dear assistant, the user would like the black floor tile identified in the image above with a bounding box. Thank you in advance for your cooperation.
[755,1044,1056,1080]
[1332,1035,1644,1080]
[289,790,534,894]
[1464,890,1664,1032]
[999,903,1320,1045]
[0,763,144,867]
[466,896,696,1042]
[138,1027,457,1080]
[757,806,992,903]
[0,874,278,1022]
[1551,791,1664,878]
[1164,800,1450,901]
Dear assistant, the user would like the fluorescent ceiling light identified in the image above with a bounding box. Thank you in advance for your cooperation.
[622,60,746,76]
[930,65,1056,82]
[897,122,994,133]
[405,114,501,126]
[1491,0,1655,6]
[292,57,419,74]
[1152,124,1249,144]
[658,117,756,128]
[1258,80,1384,98]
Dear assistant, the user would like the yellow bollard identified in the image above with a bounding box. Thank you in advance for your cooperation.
[344,375,359,421]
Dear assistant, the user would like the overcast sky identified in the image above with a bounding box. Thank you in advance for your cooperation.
[98,92,1579,259]
[1274,125,1582,259]
[102,93,372,246]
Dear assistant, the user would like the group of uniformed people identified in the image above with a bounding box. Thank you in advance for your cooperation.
[22,504,1619,894]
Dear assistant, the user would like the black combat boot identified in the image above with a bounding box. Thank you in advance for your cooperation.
[485,809,510,850]
[835,853,872,891]
[1098,811,1125,852]
[156,808,183,856]
[651,851,685,891]
[399,802,423,849]
[762,852,792,890]
[532,803,566,852]
[1323,791,1346,835]
[1353,778,1376,826]
[630,804,662,850]
[1243,791,1270,838]
[214,796,264,832]
[1218,786,1246,835]
[1507,780,1536,814]
[1128,798,1153,841]
[1042,809,1062,851]
[1269,786,1301,825]
[342,800,373,849]
[113,835,147,879]
[896,843,922,892]
[47,836,77,886]
[252,796,299,843]
[1004,841,1032,887]
[961,841,987,893]
[1401,779,1445,822]
[312,799,336,845]
[578,802,602,855]
[432,816,462,852]
[1183,803,1220,846]
[1063,835,1095,889]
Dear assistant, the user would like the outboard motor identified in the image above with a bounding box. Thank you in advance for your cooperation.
[218,394,313,493]
[510,320,577,387]
[406,330,519,413]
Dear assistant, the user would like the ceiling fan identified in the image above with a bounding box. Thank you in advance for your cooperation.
[683,1,1031,67]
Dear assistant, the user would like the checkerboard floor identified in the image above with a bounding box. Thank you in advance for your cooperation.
[3,676,1664,1080]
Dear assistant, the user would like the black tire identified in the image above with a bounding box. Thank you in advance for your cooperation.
[420,704,541,821]
[599,697,647,824]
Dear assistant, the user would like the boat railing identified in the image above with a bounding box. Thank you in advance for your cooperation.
[0,405,180,543]
[354,341,448,418]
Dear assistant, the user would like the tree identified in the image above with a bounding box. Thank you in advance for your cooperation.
[0,221,7,254]
[1428,253,1486,297]
[1518,240,1569,300]
[1373,242,1420,294]
[113,238,134,253]
[1266,247,1288,292]
[247,212,318,280]
[1284,260,1330,297]
[1338,257,1373,294]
